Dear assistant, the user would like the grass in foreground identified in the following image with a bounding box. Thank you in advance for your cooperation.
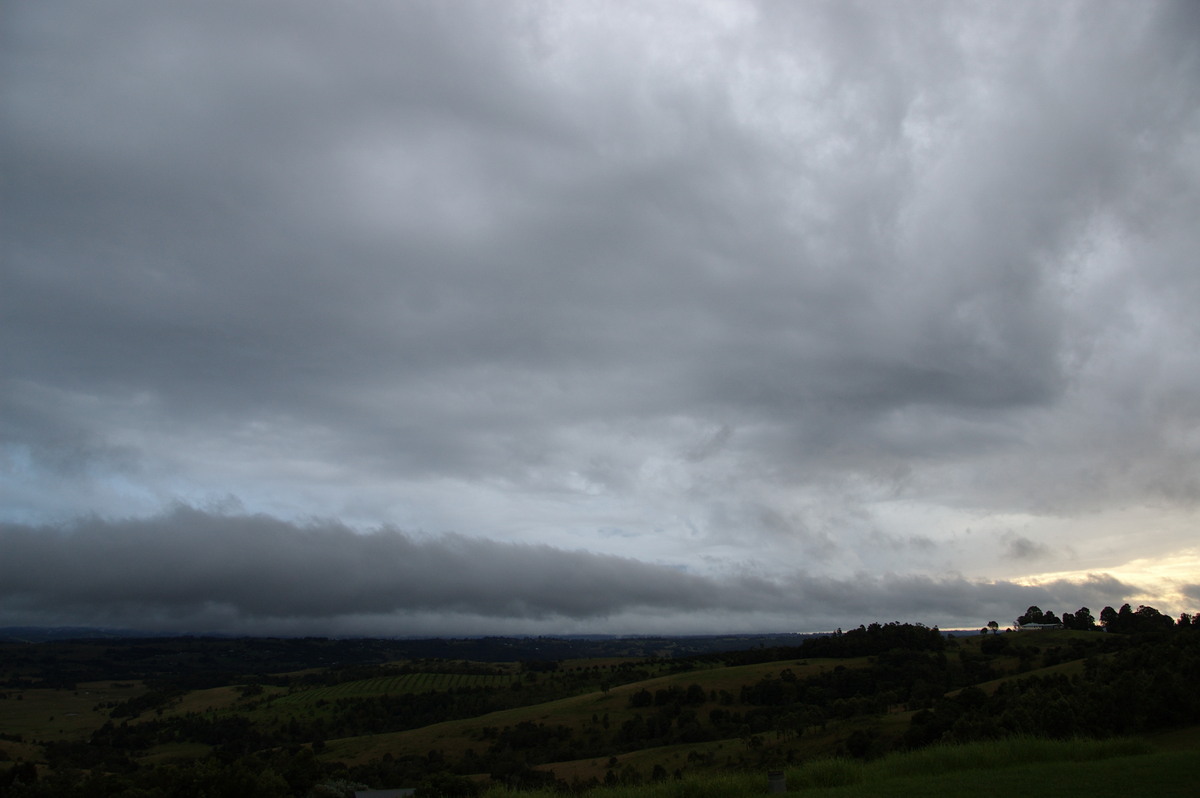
[479,737,1198,798]
[796,747,1197,797]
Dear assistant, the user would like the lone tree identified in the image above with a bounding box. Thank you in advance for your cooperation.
[987,620,1000,635]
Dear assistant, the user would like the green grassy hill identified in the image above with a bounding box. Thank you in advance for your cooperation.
[531,737,1200,798]
[1,625,1197,796]
[320,656,872,769]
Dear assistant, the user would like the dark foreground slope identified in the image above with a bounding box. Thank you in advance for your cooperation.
[1,623,1196,797]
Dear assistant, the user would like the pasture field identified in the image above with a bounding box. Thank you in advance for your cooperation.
[538,698,919,784]
[0,680,145,742]
[4,627,1195,796]
[323,684,628,765]
[644,657,871,695]
[481,736,1200,798]
[1149,723,1200,750]
[274,671,516,707]
[166,683,286,716]
[321,656,871,766]
[820,752,1196,798]
[139,741,214,764]
[765,738,1199,798]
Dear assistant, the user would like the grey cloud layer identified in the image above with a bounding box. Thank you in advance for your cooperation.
[7,2,1196,481]
[3,1,1199,629]
[0,508,1135,633]
[0,508,768,620]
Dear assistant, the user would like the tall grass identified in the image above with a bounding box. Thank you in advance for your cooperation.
[478,737,1159,798]
[865,735,1153,780]
[789,757,864,789]
[801,737,1155,789]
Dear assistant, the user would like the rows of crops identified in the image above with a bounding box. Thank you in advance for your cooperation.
[276,672,515,705]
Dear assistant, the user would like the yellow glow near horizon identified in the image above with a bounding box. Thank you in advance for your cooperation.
[1011,547,1200,616]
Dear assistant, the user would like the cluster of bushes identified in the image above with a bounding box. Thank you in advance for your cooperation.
[707,621,946,668]
[906,629,1199,748]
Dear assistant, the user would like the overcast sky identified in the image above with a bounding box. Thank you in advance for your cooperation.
[3,0,1199,637]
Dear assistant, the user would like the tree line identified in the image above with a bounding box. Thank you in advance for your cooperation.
[1006,602,1190,634]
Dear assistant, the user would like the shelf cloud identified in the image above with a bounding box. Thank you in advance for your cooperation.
[0,508,1136,635]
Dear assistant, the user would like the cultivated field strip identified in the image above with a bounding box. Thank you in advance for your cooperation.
[275,672,515,705]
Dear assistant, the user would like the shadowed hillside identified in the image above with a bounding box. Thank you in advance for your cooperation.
[1,616,1197,796]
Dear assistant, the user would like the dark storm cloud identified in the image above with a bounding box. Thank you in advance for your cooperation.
[0,507,1140,633]
[0,507,775,621]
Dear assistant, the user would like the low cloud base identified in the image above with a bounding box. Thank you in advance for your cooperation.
[0,507,1142,636]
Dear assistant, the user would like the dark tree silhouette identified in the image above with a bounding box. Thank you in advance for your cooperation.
[1016,606,1045,626]
[1063,607,1095,630]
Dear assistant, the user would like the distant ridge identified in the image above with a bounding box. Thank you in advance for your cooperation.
[0,627,825,656]
[0,626,182,643]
